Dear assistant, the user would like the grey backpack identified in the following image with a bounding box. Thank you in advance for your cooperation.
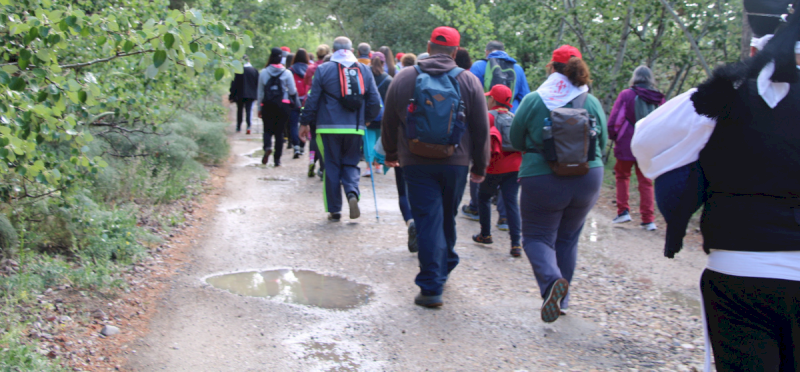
[541,92,598,176]
[489,110,516,152]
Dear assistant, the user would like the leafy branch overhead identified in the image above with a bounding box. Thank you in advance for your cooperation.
[0,0,249,202]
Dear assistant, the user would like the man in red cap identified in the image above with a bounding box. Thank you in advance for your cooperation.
[382,26,490,308]
[470,84,522,258]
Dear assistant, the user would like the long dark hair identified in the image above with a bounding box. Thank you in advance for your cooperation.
[378,46,396,77]
[294,49,310,65]
[371,56,384,78]
[285,53,295,68]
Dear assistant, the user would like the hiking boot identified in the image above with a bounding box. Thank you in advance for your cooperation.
[612,210,632,224]
[308,164,316,178]
[246,129,251,135]
[461,205,479,221]
[414,292,443,308]
[510,246,522,258]
[347,193,360,219]
[261,149,272,165]
[472,233,493,244]
[328,213,341,222]
[407,220,418,253]
[496,218,509,231]
[641,222,657,231]
[541,278,569,323]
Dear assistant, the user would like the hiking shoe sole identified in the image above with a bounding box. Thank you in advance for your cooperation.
[497,224,509,231]
[408,221,418,253]
[472,234,493,244]
[541,278,569,323]
[414,293,443,308]
[510,246,522,258]
[348,195,360,219]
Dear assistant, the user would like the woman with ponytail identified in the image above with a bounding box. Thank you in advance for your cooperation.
[632,1,800,369]
[508,45,608,324]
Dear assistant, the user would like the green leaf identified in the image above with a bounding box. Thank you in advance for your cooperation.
[123,40,134,53]
[244,30,254,39]
[58,20,68,31]
[164,33,175,49]
[19,49,31,60]
[9,77,26,91]
[145,64,158,79]
[18,59,29,70]
[153,50,167,68]
[47,84,59,95]
[32,68,46,78]
[0,70,9,85]
[78,90,87,103]
[232,41,240,53]
[232,60,243,74]
[65,16,77,27]
[36,90,48,102]
[214,68,224,81]
[189,42,199,53]
[97,36,107,46]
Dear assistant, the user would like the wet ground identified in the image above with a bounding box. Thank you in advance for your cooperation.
[127,117,711,371]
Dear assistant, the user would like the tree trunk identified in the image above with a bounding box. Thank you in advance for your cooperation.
[659,0,711,76]
[610,6,634,77]
[741,7,753,60]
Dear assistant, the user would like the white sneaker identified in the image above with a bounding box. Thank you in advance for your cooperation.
[641,222,657,231]
[361,168,372,177]
[612,210,632,224]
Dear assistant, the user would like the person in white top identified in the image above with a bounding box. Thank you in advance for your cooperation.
[631,1,800,370]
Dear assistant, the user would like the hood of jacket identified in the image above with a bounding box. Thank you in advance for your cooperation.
[290,63,308,78]
[631,86,664,104]
[266,65,287,77]
[417,54,459,75]
[486,51,517,64]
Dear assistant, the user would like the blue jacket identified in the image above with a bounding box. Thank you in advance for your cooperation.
[470,51,531,113]
[300,62,382,134]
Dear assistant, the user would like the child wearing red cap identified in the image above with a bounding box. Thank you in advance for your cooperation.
[471,84,522,257]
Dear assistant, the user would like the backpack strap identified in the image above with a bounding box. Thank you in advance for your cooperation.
[570,92,589,109]
[446,67,465,79]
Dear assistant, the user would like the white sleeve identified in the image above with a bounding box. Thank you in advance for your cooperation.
[631,88,717,179]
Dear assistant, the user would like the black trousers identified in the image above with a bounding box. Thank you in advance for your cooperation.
[261,103,290,165]
[702,269,800,371]
[235,99,254,131]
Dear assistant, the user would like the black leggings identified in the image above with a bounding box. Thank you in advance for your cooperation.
[235,99,254,130]
[261,103,290,164]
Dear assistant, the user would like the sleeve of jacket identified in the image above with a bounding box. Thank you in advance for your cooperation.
[256,70,266,112]
[607,92,628,141]
[510,93,535,151]
[229,76,236,98]
[514,65,531,106]
[363,65,382,123]
[470,60,487,87]
[465,74,490,176]
[590,95,609,155]
[381,73,402,163]
[300,68,322,124]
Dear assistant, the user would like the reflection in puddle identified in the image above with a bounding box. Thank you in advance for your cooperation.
[206,270,372,310]
[302,341,359,371]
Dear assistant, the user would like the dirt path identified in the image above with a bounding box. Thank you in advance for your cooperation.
[126,118,711,371]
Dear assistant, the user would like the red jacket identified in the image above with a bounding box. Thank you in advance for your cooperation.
[487,106,522,175]
[304,60,325,91]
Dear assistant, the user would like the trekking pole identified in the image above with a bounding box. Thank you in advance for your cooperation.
[364,143,380,222]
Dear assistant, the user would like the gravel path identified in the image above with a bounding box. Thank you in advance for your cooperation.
[126,119,711,371]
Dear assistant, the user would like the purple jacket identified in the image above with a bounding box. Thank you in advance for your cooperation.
[608,86,665,161]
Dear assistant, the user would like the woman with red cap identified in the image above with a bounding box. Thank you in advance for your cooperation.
[509,45,608,323]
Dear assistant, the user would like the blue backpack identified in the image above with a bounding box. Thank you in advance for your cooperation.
[405,66,466,158]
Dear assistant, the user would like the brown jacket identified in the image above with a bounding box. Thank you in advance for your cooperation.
[381,54,490,175]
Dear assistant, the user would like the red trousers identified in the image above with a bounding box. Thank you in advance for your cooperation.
[614,160,655,223]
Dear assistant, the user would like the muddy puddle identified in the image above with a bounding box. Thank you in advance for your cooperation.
[259,176,291,182]
[206,269,372,310]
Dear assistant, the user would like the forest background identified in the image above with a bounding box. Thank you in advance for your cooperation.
[0,0,747,369]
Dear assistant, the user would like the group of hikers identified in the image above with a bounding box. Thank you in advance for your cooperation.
[228,0,800,368]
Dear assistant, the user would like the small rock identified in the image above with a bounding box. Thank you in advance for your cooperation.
[680,343,695,350]
[100,325,120,336]
[91,310,107,320]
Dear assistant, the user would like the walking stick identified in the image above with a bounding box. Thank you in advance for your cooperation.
[364,144,380,222]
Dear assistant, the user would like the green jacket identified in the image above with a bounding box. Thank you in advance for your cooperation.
[510,91,608,178]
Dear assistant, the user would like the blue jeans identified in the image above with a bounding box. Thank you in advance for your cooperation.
[394,167,412,222]
[479,172,520,246]
[403,164,469,296]
[288,109,301,147]
[469,181,506,219]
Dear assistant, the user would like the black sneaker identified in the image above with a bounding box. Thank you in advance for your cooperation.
[328,213,341,222]
[414,292,443,308]
[347,193,360,219]
[407,220,418,253]
[541,278,569,323]
[461,205,479,221]
[472,233,493,244]
[261,149,272,165]
[612,210,632,224]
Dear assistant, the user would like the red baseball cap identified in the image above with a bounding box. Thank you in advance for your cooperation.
[485,84,513,108]
[551,45,582,64]
[430,27,460,47]
[396,52,405,60]
[280,46,291,53]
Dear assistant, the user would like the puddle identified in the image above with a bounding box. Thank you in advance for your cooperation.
[302,341,359,371]
[259,176,291,182]
[662,290,702,317]
[246,163,267,168]
[227,208,246,215]
[247,150,265,158]
[589,218,598,242]
[206,269,372,309]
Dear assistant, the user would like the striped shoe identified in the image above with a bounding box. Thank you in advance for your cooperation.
[541,278,569,323]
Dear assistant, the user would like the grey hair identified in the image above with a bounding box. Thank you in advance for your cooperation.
[485,40,505,53]
[629,65,656,88]
[333,37,353,52]
[357,43,371,57]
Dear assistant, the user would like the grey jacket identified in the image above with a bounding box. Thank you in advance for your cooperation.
[299,62,382,134]
[257,65,299,111]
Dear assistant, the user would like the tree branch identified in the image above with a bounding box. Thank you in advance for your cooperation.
[59,49,155,69]
[658,0,711,76]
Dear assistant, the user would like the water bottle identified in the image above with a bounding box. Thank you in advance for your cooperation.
[542,118,553,140]
[542,118,557,162]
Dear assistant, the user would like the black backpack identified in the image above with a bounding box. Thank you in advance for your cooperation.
[484,58,517,98]
[325,63,365,112]
[263,69,286,106]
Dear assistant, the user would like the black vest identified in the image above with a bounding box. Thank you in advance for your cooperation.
[698,79,800,252]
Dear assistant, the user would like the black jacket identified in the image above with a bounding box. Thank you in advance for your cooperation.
[229,65,259,101]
